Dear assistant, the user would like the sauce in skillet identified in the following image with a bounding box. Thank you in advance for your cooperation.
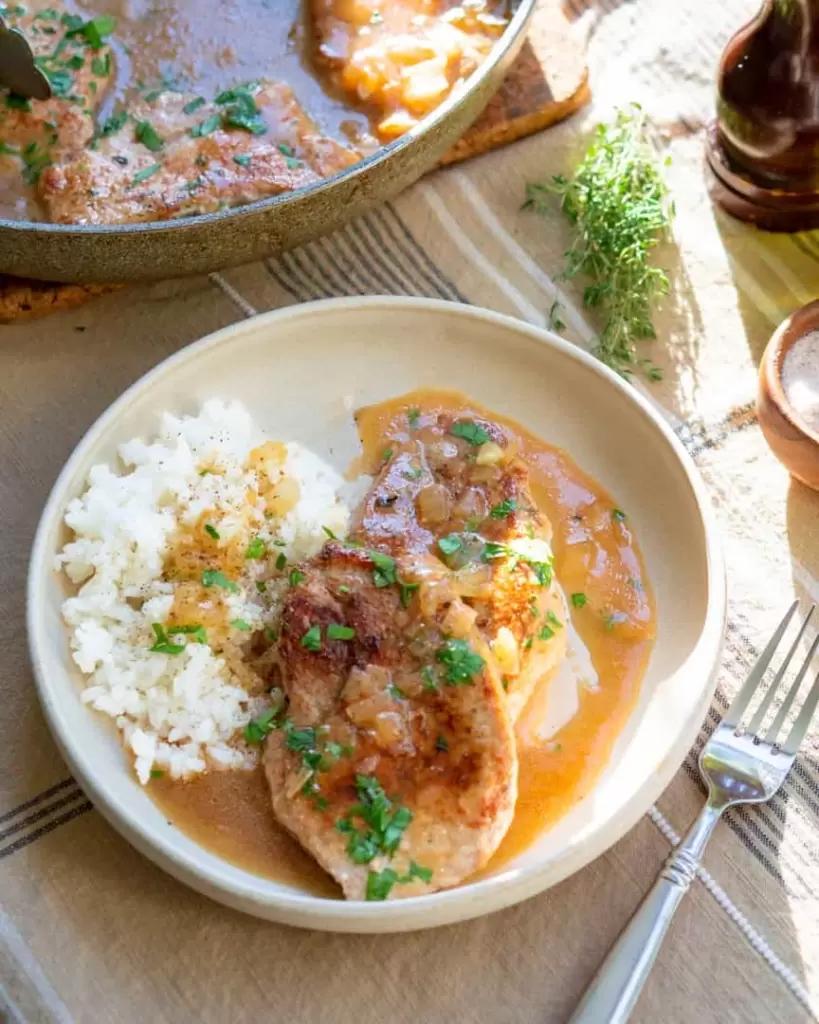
[150,390,656,896]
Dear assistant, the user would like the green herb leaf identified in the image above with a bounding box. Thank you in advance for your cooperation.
[275,552,287,571]
[168,624,207,644]
[322,526,337,540]
[451,420,490,446]
[67,13,116,48]
[347,832,378,864]
[244,706,281,744]
[435,638,484,686]
[490,498,517,519]
[398,580,419,608]
[370,550,397,588]
[289,569,305,587]
[435,734,448,752]
[245,537,266,559]
[204,523,219,540]
[91,53,110,76]
[406,861,433,883]
[149,768,164,779]
[183,96,206,114]
[201,569,238,592]
[191,114,221,137]
[135,120,164,152]
[327,624,355,641]
[382,448,393,461]
[366,867,399,901]
[130,163,161,187]
[438,534,462,557]
[388,683,406,700]
[100,110,127,136]
[538,624,555,641]
[407,408,420,430]
[422,666,438,691]
[233,153,252,168]
[231,618,251,632]
[148,623,184,656]
[612,508,626,522]
[300,625,322,651]
[571,592,587,608]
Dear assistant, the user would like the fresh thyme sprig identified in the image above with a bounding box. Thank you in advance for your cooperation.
[523,105,674,380]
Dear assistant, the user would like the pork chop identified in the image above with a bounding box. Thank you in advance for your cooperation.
[261,542,517,900]
[0,8,114,214]
[352,410,568,721]
[40,81,358,225]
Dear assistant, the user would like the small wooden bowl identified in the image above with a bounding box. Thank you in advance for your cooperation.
[758,299,819,491]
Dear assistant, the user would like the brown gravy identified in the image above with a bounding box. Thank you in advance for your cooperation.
[150,390,656,895]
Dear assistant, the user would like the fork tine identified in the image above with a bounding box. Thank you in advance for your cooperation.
[781,668,819,755]
[747,606,815,736]
[722,601,799,729]
[765,632,819,745]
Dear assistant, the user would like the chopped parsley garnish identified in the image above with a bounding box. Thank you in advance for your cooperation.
[365,860,432,900]
[135,120,164,152]
[322,526,337,540]
[382,448,393,461]
[366,867,399,901]
[435,734,449,752]
[5,94,32,111]
[231,618,251,632]
[191,114,221,137]
[100,110,127,137]
[149,768,164,779]
[482,541,553,587]
[490,498,518,519]
[612,508,626,522]
[300,625,322,651]
[370,550,397,587]
[338,585,350,594]
[438,534,462,557]
[204,523,219,540]
[289,569,305,586]
[67,13,116,49]
[244,706,282,744]
[130,163,161,187]
[167,623,207,644]
[571,593,587,608]
[407,407,420,430]
[546,610,562,628]
[435,638,485,685]
[183,96,206,114]
[91,53,110,76]
[256,580,267,593]
[338,776,414,873]
[451,420,490,446]
[245,537,266,559]
[233,153,252,168]
[201,569,238,592]
[538,624,555,641]
[388,683,406,700]
[277,142,295,157]
[275,552,287,571]
[66,55,85,70]
[148,623,184,656]
[327,624,355,641]
[398,580,419,607]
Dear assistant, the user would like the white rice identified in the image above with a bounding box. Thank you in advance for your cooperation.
[55,398,349,785]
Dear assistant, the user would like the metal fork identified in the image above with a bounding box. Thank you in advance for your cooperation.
[569,601,819,1024]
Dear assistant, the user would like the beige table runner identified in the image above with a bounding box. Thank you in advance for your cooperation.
[3,1,819,1021]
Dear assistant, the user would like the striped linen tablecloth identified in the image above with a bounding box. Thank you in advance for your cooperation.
[3,1,819,1021]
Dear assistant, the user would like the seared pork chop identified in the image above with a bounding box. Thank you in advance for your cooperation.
[40,81,358,225]
[352,412,568,721]
[0,9,113,214]
[262,542,517,900]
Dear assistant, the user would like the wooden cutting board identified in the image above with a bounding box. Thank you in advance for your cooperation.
[0,0,588,323]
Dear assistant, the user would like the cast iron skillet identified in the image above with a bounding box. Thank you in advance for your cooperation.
[0,0,535,283]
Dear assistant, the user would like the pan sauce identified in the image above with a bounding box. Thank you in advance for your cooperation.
[151,391,656,897]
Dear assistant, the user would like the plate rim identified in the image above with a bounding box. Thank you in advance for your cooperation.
[27,296,727,932]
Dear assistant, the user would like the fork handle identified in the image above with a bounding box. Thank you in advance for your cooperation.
[567,802,724,1024]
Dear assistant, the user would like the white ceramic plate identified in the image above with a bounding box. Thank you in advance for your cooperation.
[27,297,726,933]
